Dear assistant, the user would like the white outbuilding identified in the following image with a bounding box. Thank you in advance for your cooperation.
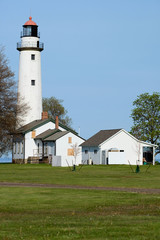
[81,129,157,165]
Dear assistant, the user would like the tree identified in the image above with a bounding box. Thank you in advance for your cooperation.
[43,97,72,127]
[0,47,28,156]
[71,143,81,165]
[130,92,160,155]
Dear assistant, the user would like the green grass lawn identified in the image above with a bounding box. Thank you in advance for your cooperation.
[0,164,160,189]
[0,164,160,239]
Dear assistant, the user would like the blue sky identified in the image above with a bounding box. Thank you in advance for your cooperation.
[1,0,160,139]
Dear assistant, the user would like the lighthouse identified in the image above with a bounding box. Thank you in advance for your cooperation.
[17,16,44,126]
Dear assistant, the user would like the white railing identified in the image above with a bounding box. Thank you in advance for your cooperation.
[33,149,42,157]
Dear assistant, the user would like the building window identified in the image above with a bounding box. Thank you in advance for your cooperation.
[31,80,35,86]
[68,149,74,156]
[31,54,35,60]
[38,143,39,154]
[13,143,16,154]
[23,26,31,36]
[94,149,97,154]
[21,142,23,154]
[68,137,72,143]
[45,143,48,155]
[17,142,20,154]
[85,150,88,154]
[32,130,36,138]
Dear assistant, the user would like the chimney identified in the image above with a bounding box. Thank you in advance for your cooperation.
[41,112,48,120]
[55,116,59,129]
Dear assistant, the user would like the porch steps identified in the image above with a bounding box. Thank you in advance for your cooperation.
[27,157,39,164]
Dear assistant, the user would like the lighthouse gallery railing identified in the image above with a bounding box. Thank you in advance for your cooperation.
[17,42,44,50]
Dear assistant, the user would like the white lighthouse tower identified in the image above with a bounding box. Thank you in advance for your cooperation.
[17,16,44,126]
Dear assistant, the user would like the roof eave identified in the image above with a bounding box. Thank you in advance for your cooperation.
[43,131,69,141]
[14,118,83,138]
[35,129,61,140]
[139,140,158,147]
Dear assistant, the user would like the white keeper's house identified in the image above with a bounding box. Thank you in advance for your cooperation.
[12,115,84,166]
[80,129,157,165]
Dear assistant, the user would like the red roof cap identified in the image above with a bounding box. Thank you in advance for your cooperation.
[24,16,37,26]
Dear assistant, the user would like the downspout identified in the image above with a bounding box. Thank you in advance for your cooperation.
[55,141,56,156]
[100,146,102,164]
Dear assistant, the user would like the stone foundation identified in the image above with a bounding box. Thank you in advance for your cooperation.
[12,157,49,164]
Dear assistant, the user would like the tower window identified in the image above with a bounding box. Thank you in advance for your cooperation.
[31,80,35,86]
[31,54,35,60]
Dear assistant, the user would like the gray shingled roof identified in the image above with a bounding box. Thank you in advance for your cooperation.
[35,129,60,140]
[14,118,78,135]
[15,119,48,133]
[80,129,122,147]
[44,131,69,141]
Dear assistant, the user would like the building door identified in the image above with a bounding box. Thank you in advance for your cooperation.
[108,151,125,164]
[143,147,153,163]
[44,142,48,156]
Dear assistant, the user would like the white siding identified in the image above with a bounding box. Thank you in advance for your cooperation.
[55,133,84,167]
[17,37,42,126]
[100,130,143,165]
[25,132,37,159]
[82,147,100,164]
[24,121,66,159]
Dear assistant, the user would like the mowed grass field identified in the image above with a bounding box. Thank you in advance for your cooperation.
[0,164,160,240]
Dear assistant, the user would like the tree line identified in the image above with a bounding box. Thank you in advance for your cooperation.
[0,48,160,156]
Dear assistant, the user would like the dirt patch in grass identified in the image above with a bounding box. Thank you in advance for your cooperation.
[0,182,160,194]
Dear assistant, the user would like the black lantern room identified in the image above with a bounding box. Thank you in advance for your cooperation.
[22,16,39,38]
